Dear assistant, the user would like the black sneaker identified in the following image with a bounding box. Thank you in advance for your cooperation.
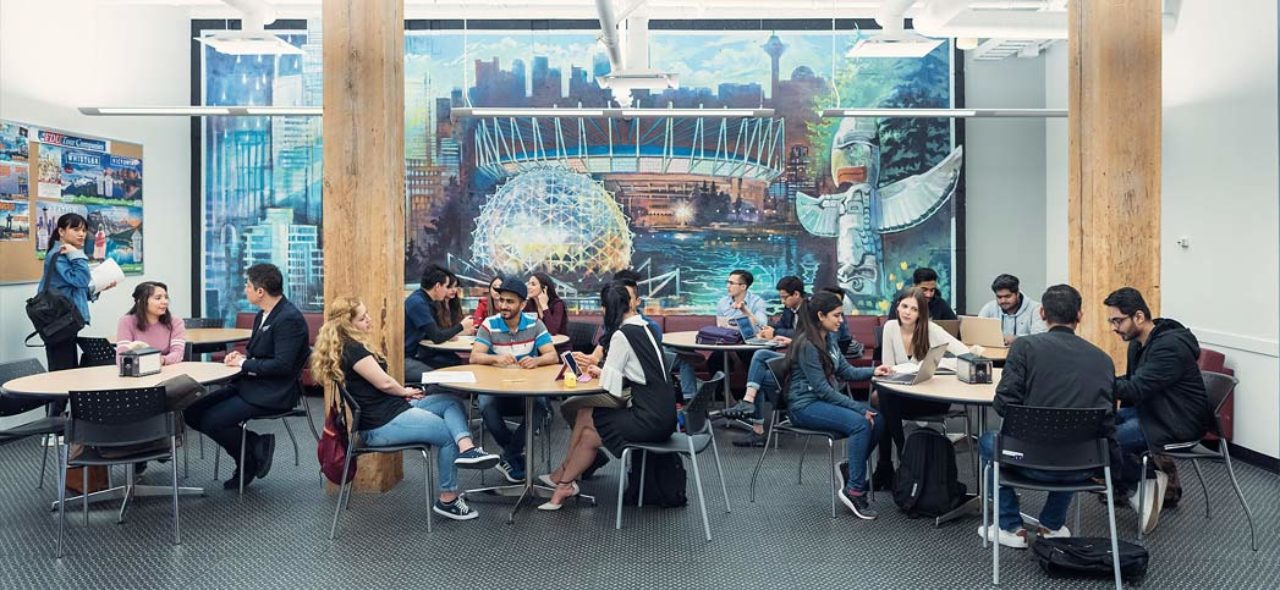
[836,460,849,490]
[839,488,878,520]
[253,434,276,479]
[495,458,526,483]
[732,432,767,447]
[433,497,479,520]
[455,447,500,470]
[721,400,756,420]
[222,467,255,490]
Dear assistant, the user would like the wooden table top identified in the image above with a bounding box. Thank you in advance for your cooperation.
[873,369,1002,406]
[186,328,252,345]
[979,347,1008,361]
[661,330,783,352]
[432,364,605,397]
[421,333,569,352]
[1,362,240,398]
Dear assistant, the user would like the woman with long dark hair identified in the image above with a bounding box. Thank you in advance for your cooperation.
[471,276,503,324]
[784,292,892,519]
[525,272,568,336]
[537,281,675,510]
[873,286,979,487]
[37,213,117,372]
[435,271,466,330]
[115,281,187,365]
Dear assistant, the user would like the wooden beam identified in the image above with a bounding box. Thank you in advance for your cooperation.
[1067,0,1162,369]
[322,0,405,492]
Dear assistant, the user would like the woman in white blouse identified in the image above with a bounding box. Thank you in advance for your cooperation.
[874,287,982,487]
[538,282,675,511]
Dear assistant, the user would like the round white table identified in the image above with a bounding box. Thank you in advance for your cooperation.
[661,330,783,407]
[185,327,252,361]
[434,363,603,522]
[874,370,1002,526]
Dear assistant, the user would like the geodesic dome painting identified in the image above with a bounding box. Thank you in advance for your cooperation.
[471,167,633,276]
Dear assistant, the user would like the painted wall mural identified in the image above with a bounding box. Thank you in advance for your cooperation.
[200,23,956,323]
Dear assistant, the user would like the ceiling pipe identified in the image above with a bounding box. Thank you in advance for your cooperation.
[875,0,918,36]
[594,0,624,71]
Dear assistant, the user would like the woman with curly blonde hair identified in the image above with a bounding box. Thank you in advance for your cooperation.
[312,296,498,520]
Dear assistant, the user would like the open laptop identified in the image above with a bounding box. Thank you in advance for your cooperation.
[960,316,1007,349]
[734,316,778,346]
[878,344,948,385]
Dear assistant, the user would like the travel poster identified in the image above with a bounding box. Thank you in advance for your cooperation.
[34,200,87,259]
[0,162,28,197]
[85,204,143,272]
[105,155,144,202]
[60,148,109,203]
[0,199,30,241]
[0,122,28,163]
[36,145,62,198]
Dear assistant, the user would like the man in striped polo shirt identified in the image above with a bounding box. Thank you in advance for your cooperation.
[470,276,558,482]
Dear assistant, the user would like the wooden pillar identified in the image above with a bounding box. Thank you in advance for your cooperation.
[322,0,405,492]
[1067,0,1162,368]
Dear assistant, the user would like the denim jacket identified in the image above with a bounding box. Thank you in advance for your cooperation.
[786,332,873,413]
[37,242,97,324]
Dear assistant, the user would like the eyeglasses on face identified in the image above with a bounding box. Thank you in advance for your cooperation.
[1107,314,1132,327]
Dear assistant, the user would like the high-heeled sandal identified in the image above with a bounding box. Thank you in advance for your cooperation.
[536,481,580,511]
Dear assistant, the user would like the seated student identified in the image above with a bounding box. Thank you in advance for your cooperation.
[784,291,892,519]
[470,276,502,325]
[538,282,677,510]
[1104,286,1212,533]
[760,275,806,339]
[977,274,1047,344]
[888,267,958,322]
[115,281,187,366]
[978,284,1116,548]
[676,269,768,398]
[405,265,476,383]
[471,277,558,483]
[524,272,568,336]
[575,269,663,369]
[721,276,805,447]
[184,263,309,490]
[440,271,468,333]
[311,296,498,520]
[874,287,979,487]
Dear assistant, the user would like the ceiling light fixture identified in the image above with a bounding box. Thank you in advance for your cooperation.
[821,108,1067,118]
[79,106,321,117]
[847,32,945,59]
[453,107,773,119]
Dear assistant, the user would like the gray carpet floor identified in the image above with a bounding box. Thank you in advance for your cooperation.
[1,405,1276,589]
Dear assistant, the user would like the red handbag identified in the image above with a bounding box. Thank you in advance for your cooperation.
[317,399,356,485]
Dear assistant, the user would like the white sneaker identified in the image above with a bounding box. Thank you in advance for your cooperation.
[1128,471,1167,534]
[1037,525,1071,539]
[977,525,1029,549]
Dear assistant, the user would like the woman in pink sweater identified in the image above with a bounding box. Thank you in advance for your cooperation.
[115,281,187,365]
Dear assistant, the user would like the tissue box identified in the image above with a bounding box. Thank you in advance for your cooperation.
[120,347,163,377]
[956,353,992,384]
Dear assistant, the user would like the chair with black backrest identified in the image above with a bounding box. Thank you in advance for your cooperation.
[213,352,317,494]
[613,371,729,542]
[750,356,875,518]
[565,320,600,354]
[330,382,435,539]
[1135,371,1256,550]
[985,405,1121,589]
[0,358,65,489]
[75,337,117,367]
[56,386,180,558]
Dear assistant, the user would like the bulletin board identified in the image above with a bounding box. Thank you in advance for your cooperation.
[0,121,144,285]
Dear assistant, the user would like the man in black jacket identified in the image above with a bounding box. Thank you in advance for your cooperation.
[888,267,958,322]
[1104,286,1211,532]
[760,275,805,340]
[185,264,311,490]
[979,284,1115,549]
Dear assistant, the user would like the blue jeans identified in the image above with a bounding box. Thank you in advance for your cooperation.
[1114,407,1147,455]
[478,395,548,460]
[363,395,471,492]
[745,349,783,419]
[676,350,753,400]
[788,401,884,493]
[979,431,1095,531]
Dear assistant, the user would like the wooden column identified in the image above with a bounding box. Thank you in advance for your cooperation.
[1067,0,1162,368]
[322,0,405,492]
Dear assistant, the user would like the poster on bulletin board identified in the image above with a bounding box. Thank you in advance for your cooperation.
[0,120,144,284]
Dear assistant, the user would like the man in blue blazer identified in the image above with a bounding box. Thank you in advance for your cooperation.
[185,264,310,490]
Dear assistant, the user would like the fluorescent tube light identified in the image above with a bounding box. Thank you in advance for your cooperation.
[453,107,774,119]
[79,106,321,117]
[821,108,1066,118]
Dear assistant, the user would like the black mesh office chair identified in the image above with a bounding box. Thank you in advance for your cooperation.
[330,383,436,539]
[57,386,180,558]
[0,358,65,489]
[984,405,1123,589]
[76,337,116,367]
[1135,371,1257,550]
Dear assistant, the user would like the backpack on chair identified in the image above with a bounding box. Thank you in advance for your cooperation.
[893,428,967,518]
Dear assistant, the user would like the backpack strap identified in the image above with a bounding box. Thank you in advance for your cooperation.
[24,331,43,348]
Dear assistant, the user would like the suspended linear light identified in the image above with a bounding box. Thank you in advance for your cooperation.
[453,107,773,119]
[821,108,1066,118]
[79,106,322,117]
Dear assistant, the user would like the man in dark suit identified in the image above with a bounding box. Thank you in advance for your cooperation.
[185,263,310,490]
[978,284,1116,549]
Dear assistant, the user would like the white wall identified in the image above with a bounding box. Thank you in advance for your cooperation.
[0,1,192,368]
[1043,0,1280,458]
[962,53,1047,311]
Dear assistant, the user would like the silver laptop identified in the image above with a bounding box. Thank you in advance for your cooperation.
[879,344,949,385]
[734,316,778,346]
[960,316,1007,349]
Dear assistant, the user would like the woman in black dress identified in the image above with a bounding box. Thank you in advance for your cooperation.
[538,282,676,510]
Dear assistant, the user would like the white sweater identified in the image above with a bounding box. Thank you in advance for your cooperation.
[881,319,970,366]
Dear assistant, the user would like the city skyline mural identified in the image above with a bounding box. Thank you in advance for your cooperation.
[200,22,957,324]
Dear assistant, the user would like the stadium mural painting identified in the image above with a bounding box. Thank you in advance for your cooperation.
[200,22,957,323]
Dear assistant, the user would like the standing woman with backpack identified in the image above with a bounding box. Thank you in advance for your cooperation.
[36,213,116,373]
[784,292,892,519]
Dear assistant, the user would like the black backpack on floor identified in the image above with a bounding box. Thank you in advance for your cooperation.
[893,428,967,518]
[623,452,688,508]
[1032,537,1149,581]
